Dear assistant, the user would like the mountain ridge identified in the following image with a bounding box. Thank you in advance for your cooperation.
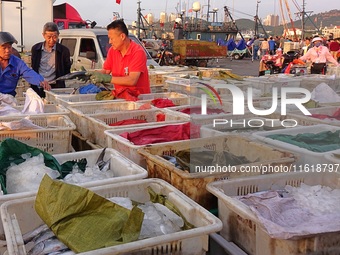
[235,9,340,36]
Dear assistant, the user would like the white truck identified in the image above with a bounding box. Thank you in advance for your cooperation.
[0,0,54,52]
[58,28,159,71]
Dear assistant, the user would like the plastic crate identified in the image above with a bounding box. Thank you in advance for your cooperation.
[170,102,254,126]
[86,108,190,147]
[286,106,340,127]
[44,88,82,103]
[53,148,148,185]
[138,135,295,209]
[252,124,340,166]
[197,67,232,78]
[0,149,147,245]
[206,171,340,255]
[67,101,149,138]
[105,122,190,167]
[138,92,188,103]
[0,104,70,118]
[1,179,222,255]
[324,149,340,164]
[56,94,125,107]
[300,74,339,92]
[244,76,301,96]
[14,97,51,107]
[200,117,291,138]
[0,115,76,154]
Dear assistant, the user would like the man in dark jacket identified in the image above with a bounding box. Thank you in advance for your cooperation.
[31,22,71,97]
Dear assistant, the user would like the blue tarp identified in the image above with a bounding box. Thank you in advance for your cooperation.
[236,39,247,50]
[226,38,237,51]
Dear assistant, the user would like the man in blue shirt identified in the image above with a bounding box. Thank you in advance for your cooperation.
[0,32,50,97]
[268,37,276,55]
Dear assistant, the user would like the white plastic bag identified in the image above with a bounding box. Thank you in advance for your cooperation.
[22,88,44,114]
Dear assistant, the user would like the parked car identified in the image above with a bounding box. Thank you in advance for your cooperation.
[59,29,159,71]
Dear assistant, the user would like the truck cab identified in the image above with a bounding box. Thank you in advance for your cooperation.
[58,29,158,71]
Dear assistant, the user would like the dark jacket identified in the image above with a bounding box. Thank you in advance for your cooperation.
[31,42,71,88]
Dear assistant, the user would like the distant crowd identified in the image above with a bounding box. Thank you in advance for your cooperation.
[249,34,340,61]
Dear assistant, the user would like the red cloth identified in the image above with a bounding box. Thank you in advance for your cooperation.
[120,122,200,145]
[311,108,340,120]
[156,113,165,121]
[112,88,140,101]
[103,40,150,94]
[151,98,176,108]
[138,103,152,110]
[116,0,121,4]
[179,106,226,115]
[109,119,147,126]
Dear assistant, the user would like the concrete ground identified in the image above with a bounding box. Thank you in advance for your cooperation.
[209,57,260,77]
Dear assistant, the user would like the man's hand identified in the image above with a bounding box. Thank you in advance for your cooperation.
[86,71,112,84]
[40,80,51,91]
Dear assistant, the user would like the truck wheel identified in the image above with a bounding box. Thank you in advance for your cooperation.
[233,54,241,60]
[198,60,208,67]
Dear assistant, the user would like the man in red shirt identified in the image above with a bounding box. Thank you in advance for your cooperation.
[88,19,150,95]
[328,38,340,60]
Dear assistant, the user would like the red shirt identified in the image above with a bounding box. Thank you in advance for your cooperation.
[329,41,340,52]
[103,40,150,94]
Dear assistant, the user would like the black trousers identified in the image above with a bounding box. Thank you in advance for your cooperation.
[311,63,327,74]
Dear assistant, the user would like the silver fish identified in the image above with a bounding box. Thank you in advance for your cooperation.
[28,237,68,255]
[47,250,75,255]
[32,229,55,245]
[95,148,110,171]
[23,224,49,244]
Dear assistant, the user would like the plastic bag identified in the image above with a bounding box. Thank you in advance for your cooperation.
[79,84,101,94]
[0,138,86,194]
[35,175,144,253]
[22,88,44,114]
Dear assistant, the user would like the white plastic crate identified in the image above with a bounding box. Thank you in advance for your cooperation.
[300,74,339,92]
[200,117,292,138]
[105,122,191,167]
[286,106,340,127]
[56,94,125,107]
[0,149,147,246]
[164,79,202,95]
[206,171,340,255]
[1,178,222,255]
[138,92,189,105]
[14,97,51,107]
[148,69,199,86]
[0,115,76,154]
[86,108,190,147]
[252,124,340,166]
[67,101,150,138]
[244,75,301,96]
[324,150,340,164]
[197,67,232,78]
[53,148,148,186]
[170,102,254,126]
[44,88,81,103]
[138,135,295,209]
[0,104,70,118]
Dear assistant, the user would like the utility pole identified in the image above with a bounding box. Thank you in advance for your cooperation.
[301,0,305,39]
[137,1,141,39]
[296,0,321,38]
[254,0,260,37]
[207,0,210,22]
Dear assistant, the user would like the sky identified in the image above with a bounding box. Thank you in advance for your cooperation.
[53,0,339,27]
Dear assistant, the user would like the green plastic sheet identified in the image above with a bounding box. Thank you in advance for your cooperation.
[0,138,86,194]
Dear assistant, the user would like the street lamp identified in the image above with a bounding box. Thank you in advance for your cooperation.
[212,8,218,22]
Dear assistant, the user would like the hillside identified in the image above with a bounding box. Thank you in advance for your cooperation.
[234,9,340,37]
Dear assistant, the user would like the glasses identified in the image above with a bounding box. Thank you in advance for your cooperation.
[44,33,58,40]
